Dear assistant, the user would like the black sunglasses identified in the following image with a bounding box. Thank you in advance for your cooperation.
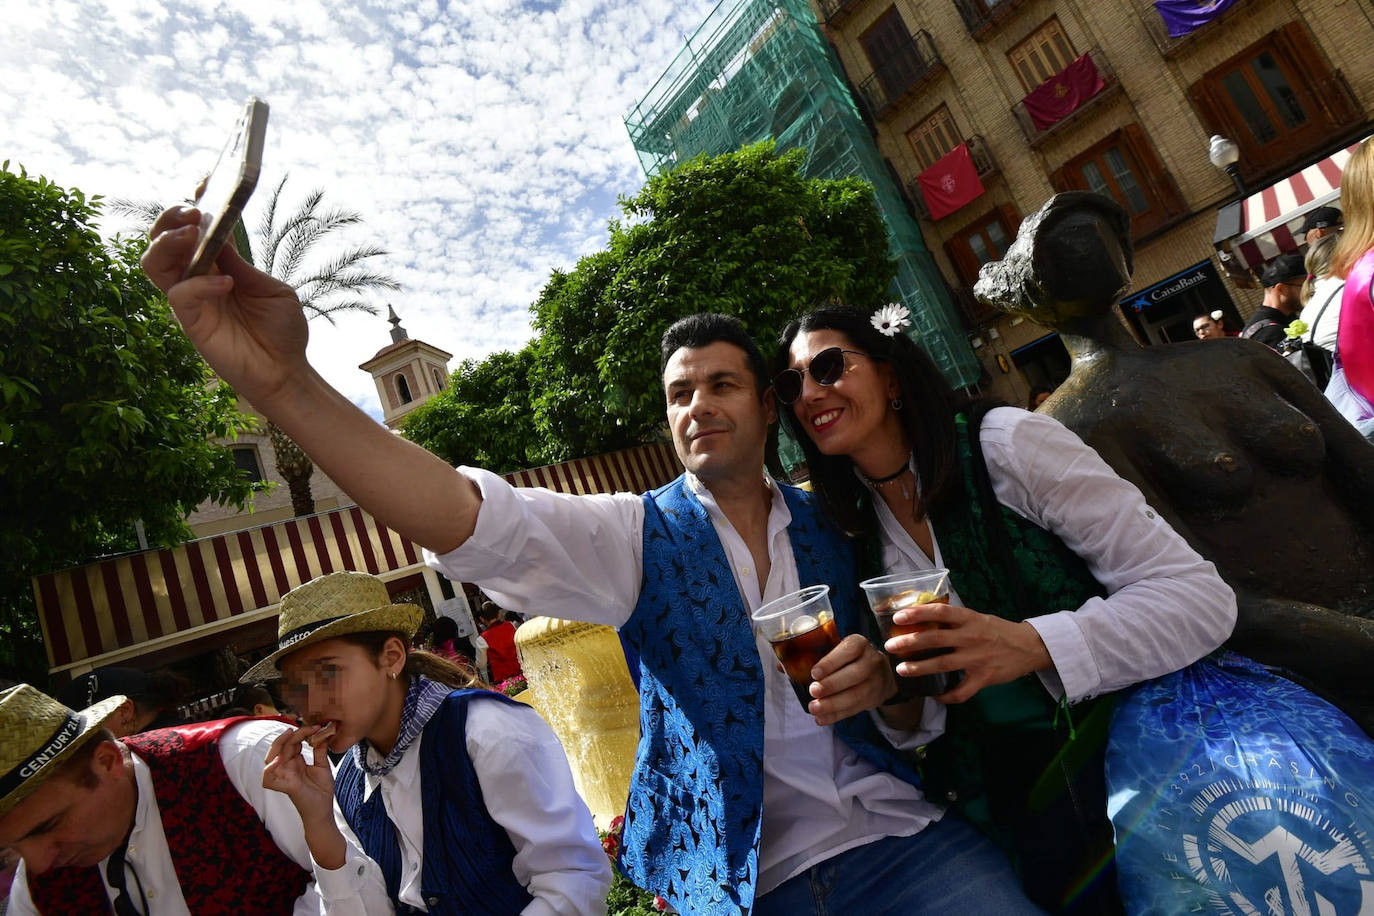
[772,347,873,405]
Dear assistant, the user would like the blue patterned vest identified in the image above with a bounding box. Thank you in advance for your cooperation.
[616,475,923,915]
[334,689,533,916]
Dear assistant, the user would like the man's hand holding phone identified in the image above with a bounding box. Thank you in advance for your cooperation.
[143,206,309,408]
[142,97,311,409]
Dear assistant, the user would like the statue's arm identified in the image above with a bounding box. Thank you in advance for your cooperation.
[1227,591,1374,735]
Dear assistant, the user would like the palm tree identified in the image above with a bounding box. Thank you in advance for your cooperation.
[112,174,400,516]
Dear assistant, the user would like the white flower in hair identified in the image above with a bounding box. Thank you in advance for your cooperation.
[1210,310,1224,321]
[871,303,911,337]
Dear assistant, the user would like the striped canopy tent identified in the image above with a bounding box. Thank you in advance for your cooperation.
[33,442,682,676]
[1213,136,1368,283]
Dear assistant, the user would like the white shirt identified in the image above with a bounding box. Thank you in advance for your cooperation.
[10,719,390,916]
[1299,276,1345,351]
[428,468,946,895]
[868,408,1235,703]
[355,699,610,915]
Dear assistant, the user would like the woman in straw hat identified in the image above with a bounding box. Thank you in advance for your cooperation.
[253,571,611,915]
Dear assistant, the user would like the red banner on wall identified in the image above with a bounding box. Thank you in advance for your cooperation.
[1022,53,1106,131]
[916,143,985,220]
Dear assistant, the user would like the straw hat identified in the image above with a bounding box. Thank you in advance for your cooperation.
[0,684,126,816]
[242,571,422,682]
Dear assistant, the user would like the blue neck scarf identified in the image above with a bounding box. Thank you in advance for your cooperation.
[355,674,451,777]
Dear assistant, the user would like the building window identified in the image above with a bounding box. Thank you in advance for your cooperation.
[947,206,1019,285]
[432,368,445,391]
[437,575,456,601]
[231,446,264,484]
[1050,125,1185,238]
[396,373,413,404]
[1189,24,1360,180]
[1008,17,1076,92]
[906,105,962,171]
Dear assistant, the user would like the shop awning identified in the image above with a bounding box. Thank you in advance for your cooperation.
[33,442,682,674]
[1214,137,1367,274]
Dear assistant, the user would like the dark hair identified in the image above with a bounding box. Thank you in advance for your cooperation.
[430,615,459,643]
[1027,385,1053,409]
[230,684,276,711]
[660,313,769,397]
[476,601,501,623]
[336,631,486,689]
[773,304,961,536]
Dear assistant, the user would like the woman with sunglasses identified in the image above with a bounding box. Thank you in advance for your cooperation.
[772,304,1235,913]
[256,571,612,916]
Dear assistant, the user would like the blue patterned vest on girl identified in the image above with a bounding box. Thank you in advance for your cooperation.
[27,717,309,916]
[616,476,924,915]
[333,689,533,916]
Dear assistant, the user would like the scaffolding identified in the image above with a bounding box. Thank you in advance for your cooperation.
[625,0,981,388]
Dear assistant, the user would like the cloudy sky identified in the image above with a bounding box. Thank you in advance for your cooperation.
[3,0,720,419]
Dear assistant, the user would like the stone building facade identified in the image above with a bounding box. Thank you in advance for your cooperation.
[816,0,1374,405]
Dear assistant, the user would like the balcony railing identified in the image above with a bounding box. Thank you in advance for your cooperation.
[905,135,999,220]
[953,0,1032,39]
[819,0,869,26]
[1138,0,1250,56]
[1011,47,1120,146]
[856,30,945,122]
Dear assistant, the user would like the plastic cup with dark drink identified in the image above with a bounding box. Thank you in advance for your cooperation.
[751,585,841,710]
[860,569,963,696]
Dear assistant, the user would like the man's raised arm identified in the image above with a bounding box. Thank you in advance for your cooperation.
[142,205,479,554]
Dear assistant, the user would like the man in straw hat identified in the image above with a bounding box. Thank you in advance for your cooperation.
[139,211,1026,916]
[0,684,389,914]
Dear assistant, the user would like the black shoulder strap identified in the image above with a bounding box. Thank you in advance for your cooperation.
[1308,281,1345,344]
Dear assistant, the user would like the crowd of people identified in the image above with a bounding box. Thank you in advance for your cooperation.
[3,143,1373,915]
[1195,150,1374,442]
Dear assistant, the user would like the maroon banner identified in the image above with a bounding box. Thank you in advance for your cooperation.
[917,143,985,220]
[1022,53,1105,131]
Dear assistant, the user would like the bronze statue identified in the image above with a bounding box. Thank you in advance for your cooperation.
[974,191,1374,734]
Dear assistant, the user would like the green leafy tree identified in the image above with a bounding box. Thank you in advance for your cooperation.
[0,165,258,681]
[404,141,895,467]
[400,346,544,471]
[113,175,400,515]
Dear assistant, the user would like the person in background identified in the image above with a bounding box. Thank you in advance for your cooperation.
[1240,254,1306,351]
[0,684,389,914]
[1297,235,1345,356]
[475,602,522,684]
[254,571,611,915]
[1191,310,1230,340]
[428,615,478,674]
[1329,140,1374,426]
[57,666,186,736]
[1300,204,1343,246]
[224,683,284,718]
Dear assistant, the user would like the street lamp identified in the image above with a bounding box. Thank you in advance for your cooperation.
[1208,135,1245,197]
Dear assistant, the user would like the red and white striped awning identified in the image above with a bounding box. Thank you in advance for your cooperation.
[1218,137,1367,271]
[33,442,682,674]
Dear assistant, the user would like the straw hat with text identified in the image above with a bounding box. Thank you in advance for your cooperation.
[242,571,422,682]
[0,684,126,816]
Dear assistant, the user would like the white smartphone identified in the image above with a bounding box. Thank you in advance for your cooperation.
[184,97,269,278]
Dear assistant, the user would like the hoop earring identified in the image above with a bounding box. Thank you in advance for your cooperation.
[890,398,903,411]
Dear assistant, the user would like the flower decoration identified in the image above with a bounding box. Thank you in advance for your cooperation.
[871,303,911,337]
[1210,309,1224,322]
[1285,319,1309,340]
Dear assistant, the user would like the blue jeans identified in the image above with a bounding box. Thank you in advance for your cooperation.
[754,814,1045,915]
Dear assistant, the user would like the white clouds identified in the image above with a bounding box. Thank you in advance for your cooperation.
[5,0,720,420]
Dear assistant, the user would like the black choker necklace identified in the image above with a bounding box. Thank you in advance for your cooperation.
[863,456,913,501]
[863,462,909,485]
